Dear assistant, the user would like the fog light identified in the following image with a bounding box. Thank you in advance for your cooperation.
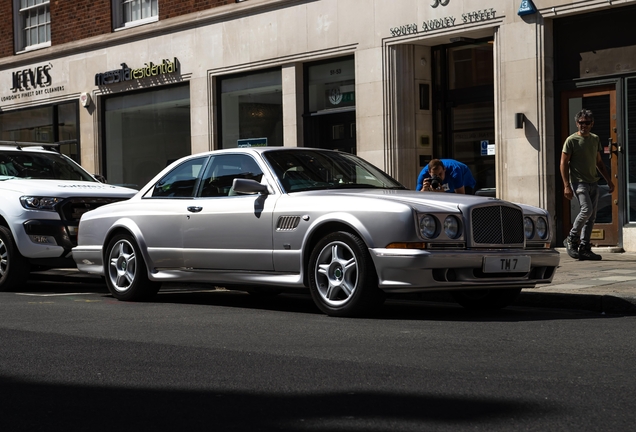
[29,235,57,245]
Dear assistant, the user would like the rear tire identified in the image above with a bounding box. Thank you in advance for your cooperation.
[308,231,385,317]
[104,234,160,301]
[451,288,522,310]
[0,226,30,291]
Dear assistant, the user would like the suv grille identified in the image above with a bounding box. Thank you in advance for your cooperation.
[58,197,125,223]
[471,205,525,245]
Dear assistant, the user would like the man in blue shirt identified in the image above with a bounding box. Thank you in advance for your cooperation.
[417,159,476,193]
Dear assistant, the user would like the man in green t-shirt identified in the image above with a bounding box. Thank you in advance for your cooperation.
[560,109,614,260]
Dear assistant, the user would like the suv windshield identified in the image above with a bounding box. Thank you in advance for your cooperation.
[264,149,406,193]
[0,150,96,182]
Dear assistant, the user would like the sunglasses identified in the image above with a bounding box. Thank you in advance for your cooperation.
[578,121,592,126]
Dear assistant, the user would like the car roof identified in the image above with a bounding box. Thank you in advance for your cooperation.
[0,145,60,154]
[187,147,344,158]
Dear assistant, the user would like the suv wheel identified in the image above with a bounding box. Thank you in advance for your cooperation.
[0,226,30,291]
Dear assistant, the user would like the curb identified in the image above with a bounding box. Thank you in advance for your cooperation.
[397,290,636,315]
[516,291,636,315]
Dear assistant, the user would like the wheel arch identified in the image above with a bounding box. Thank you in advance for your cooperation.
[101,219,155,276]
[301,217,374,288]
[0,215,9,229]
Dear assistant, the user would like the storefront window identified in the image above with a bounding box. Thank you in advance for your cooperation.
[626,78,636,222]
[103,84,190,189]
[307,57,355,113]
[304,56,356,153]
[219,69,282,149]
[0,102,79,161]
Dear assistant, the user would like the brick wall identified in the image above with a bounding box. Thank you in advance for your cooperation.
[51,0,112,45]
[0,1,14,56]
[160,0,233,20]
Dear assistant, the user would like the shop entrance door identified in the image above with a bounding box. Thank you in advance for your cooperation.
[560,85,619,246]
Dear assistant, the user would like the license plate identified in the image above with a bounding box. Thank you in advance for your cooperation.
[483,256,531,273]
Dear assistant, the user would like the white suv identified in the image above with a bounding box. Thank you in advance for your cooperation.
[0,143,137,291]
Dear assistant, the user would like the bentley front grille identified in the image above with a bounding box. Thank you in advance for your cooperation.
[471,205,525,246]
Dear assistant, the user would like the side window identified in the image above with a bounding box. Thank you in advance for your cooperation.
[150,157,207,198]
[199,155,263,197]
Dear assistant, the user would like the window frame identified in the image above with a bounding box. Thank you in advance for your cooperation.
[13,0,51,53]
[112,0,158,31]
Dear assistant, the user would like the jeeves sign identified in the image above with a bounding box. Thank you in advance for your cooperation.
[390,8,497,37]
[95,58,180,86]
[10,63,52,92]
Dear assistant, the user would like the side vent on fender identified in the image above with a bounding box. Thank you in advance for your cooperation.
[276,216,301,231]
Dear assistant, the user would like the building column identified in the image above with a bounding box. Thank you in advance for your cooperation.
[282,63,303,147]
[384,44,418,189]
[495,16,556,221]
[190,75,211,154]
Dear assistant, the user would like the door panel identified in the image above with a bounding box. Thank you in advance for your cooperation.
[560,85,619,246]
[182,154,275,271]
[182,195,275,271]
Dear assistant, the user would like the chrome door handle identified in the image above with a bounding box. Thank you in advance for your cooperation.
[187,206,203,213]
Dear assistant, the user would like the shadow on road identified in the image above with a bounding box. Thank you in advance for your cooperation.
[0,375,557,432]
[12,274,626,323]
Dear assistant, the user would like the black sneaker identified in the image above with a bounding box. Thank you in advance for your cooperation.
[563,236,579,259]
[578,247,602,261]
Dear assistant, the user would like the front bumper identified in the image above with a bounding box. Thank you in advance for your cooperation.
[73,245,104,275]
[16,219,77,259]
[370,247,560,293]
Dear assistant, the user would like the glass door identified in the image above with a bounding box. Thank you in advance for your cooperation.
[560,85,619,246]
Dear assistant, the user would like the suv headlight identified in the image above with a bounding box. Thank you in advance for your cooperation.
[20,196,62,211]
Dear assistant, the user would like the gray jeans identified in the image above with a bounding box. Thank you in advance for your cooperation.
[569,181,600,248]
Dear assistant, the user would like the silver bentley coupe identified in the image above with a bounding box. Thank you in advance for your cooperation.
[73,147,560,317]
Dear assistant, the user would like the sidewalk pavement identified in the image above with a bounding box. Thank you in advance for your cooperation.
[516,248,636,314]
[30,248,636,315]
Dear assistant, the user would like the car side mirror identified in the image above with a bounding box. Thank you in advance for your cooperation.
[232,178,269,195]
[94,174,107,183]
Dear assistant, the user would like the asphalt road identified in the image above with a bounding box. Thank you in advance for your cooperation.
[1,277,635,431]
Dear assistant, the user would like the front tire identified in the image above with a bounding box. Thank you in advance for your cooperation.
[0,226,30,291]
[105,234,160,301]
[308,231,384,317]
[451,288,522,310]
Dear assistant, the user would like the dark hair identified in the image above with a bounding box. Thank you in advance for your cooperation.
[575,109,594,122]
[428,159,445,170]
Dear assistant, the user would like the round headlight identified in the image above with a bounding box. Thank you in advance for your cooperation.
[536,217,548,239]
[419,215,438,239]
[524,217,535,239]
[443,215,460,239]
